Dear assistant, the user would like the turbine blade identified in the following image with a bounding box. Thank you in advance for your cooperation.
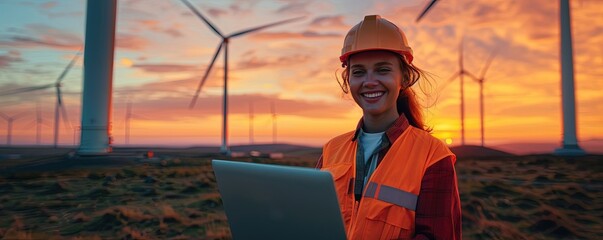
[190,42,223,109]
[464,71,479,81]
[180,0,224,38]
[0,84,54,96]
[56,86,63,105]
[439,72,459,92]
[479,50,498,79]
[229,16,305,38]
[57,88,72,130]
[56,51,82,84]
[416,0,439,23]
[60,103,72,130]
[0,112,8,120]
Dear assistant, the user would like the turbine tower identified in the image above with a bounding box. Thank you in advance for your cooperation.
[125,101,132,145]
[469,51,497,147]
[180,0,303,154]
[123,100,147,145]
[78,0,117,155]
[271,101,277,144]
[555,0,585,155]
[36,102,43,144]
[249,100,254,145]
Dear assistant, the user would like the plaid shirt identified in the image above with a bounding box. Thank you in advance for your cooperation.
[316,114,462,239]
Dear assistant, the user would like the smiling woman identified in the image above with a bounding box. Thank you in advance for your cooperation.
[317,15,461,239]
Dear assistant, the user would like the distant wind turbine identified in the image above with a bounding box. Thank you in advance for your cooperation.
[0,112,27,146]
[180,0,304,154]
[249,100,254,145]
[36,102,43,144]
[271,101,277,144]
[118,95,135,145]
[416,0,475,145]
[21,103,46,144]
[439,39,478,146]
[0,51,81,148]
[469,50,497,147]
[125,101,132,145]
[124,100,147,145]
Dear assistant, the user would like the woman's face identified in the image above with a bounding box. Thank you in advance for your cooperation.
[348,50,403,120]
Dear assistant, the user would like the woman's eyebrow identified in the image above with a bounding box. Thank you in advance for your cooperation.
[374,62,394,67]
[351,61,393,69]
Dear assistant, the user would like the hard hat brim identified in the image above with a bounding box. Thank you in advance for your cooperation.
[339,48,414,67]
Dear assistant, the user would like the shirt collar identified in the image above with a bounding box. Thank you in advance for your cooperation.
[352,113,411,143]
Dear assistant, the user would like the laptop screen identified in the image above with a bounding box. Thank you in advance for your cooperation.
[212,159,346,240]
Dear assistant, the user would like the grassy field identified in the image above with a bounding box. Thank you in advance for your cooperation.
[0,146,601,239]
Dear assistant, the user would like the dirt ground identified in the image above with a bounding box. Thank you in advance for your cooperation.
[0,146,601,239]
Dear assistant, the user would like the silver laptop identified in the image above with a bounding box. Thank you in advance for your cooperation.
[212,159,346,240]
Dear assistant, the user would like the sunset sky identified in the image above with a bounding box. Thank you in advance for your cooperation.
[0,0,601,149]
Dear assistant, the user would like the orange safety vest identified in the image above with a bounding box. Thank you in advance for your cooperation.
[321,126,455,239]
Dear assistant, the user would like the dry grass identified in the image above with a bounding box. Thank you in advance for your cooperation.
[0,147,601,239]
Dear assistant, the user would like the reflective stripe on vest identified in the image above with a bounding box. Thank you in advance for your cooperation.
[364,181,418,211]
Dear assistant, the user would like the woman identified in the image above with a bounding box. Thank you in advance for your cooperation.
[317,15,462,239]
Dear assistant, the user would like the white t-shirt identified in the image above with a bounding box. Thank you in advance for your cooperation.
[359,129,384,186]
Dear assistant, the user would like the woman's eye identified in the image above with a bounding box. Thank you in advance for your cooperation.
[377,68,391,74]
[352,70,365,76]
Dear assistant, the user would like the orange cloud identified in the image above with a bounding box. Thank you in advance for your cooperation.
[131,63,200,73]
[236,51,311,69]
[309,15,348,29]
[116,33,150,50]
[249,31,340,40]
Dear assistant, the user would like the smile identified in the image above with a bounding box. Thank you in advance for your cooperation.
[361,92,385,98]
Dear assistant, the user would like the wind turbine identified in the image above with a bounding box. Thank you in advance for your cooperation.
[0,112,27,146]
[36,102,43,144]
[468,51,497,147]
[180,0,303,154]
[125,101,132,145]
[0,51,81,148]
[416,0,473,145]
[123,99,147,145]
[439,39,477,146]
[21,102,46,145]
[249,100,254,145]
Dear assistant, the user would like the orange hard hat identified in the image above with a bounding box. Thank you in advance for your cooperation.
[340,15,413,66]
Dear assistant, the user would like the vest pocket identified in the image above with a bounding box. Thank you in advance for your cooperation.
[321,164,353,228]
[357,199,413,240]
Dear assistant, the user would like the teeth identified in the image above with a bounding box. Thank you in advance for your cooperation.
[362,92,384,98]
